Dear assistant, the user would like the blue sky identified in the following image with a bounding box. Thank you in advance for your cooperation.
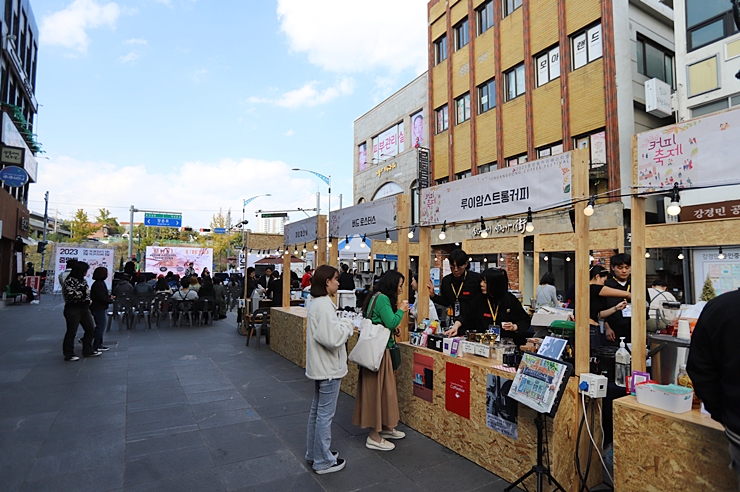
[28,0,427,228]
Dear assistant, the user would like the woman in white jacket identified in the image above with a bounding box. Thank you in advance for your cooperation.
[305,265,353,475]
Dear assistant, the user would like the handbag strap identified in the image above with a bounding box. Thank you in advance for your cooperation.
[366,293,380,319]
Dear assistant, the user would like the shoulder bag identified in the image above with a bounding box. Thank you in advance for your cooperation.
[348,294,391,372]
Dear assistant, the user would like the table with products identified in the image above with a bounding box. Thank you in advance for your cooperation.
[613,396,735,491]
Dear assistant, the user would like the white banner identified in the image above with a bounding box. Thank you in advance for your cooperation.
[284,215,319,245]
[637,108,740,192]
[420,153,572,225]
[54,246,115,292]
[329,196,398,238]
[145,246,213,276]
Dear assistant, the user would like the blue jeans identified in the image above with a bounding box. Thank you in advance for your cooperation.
[91,310,106,350]
[306,378,341,471]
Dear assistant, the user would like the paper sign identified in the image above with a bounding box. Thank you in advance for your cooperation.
[486,374,518,439]
[445,362,470,419]
[413,353,434,402]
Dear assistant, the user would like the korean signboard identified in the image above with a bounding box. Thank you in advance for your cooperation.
[144,246,213,276]
[2,113,36,182]
[283,215,319,246]
[417,147,430,190]
[54,246,115,292]
[678,199,740,223]
[420,152,572,226]
[329,195,398,238]
[637,107,740,192]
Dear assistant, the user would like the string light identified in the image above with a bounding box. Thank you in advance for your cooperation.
[344,236,351,250]
[302,243,307,253]
[566,255,571,262]
[718,246,725,260]
[328,236,333,248]
[645,250,651,258]
[360,234,367,248]
[543,255,549,261]
[525,208,534,233]
[678,252,684,260]
[313,240,318,250]
[667,183,681,216]
[479,217,488,238]
[584,196,596,217]
[293,245,298,255]
[385,229,392,244]
[408,226,415,239]
[439,220,447,240]
[483,257,488,262]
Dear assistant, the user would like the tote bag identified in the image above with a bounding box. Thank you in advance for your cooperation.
[348,294,391,372]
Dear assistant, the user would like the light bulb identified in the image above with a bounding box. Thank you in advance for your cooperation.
[543,255,549,261]
[344,236,350,250]
[584,204,594,216]
[410,257,415,262]
[566,256,571,262]
[718,247,725,260]
[483,257,487,262]
[328,240,332,248]
[645,251,650,258]
[408,229,414,239]
[313,242,318,250]
[386,237,392,245]
[455,242,460,246]
[360,235,366,248]
[480,230,488,238]
[678,253,684,260]
[439,231,446,240]
[667,201,681,216]
[525,207,534,232]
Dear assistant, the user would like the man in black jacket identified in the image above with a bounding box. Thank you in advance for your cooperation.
[602,253,634,344]
[338,264,355,291]
[427,249,482,337]
[10,273,34,303]
[688,289,740,486]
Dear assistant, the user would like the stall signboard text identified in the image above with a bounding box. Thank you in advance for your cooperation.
[329,196,398,238]
[637,107,740,191]
[420,153,572,225]
[54,246,115,292]
[145,246,213,276]
[445,362,470,419]
[284,215,319,246]
[692,247,740,298]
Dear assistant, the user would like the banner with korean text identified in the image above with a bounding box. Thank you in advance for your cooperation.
[284,215,319,246]
[54,246,115,292]
[420,153,572,225]
[329,196,398,238]
[145,246,213,276]
[637,107,740,192]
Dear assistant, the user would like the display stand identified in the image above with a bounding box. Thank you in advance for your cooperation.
[505,354,574,492]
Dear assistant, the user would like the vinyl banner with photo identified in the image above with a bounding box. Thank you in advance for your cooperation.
[284,215,319,246]
[329,195,398,238]
[486,374,518,440]
[373,122,404,162]
[637,107,740,192]
[145,246,213,276]
[420,152,572,226]
[54,246,115,292]
[411,110,424,148]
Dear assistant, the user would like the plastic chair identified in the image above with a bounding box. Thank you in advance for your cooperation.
[198,297,215,325]
[174,299,195,327]
[246,308,270,349]
[152,292,171,328]
[107,295,135,331]
[134,292,155,331]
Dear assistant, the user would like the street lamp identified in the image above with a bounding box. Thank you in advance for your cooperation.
[291,168,331,217]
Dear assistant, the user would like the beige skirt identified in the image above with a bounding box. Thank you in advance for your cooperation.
[352,349,400,431]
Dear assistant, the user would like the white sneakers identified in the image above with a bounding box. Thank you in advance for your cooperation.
[365,436,395,451]
[379,429,406,440]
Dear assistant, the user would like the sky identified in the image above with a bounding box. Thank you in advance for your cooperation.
[28,0,428,230]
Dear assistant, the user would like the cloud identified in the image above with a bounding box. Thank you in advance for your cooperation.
[248,78,354,109]
[119,51,140,63]
[40,0,121,52]
[277,0,427,74]
[284,129,295,136]
[190,68,208,83]
[30,156,328,228]
[124,38,147,45]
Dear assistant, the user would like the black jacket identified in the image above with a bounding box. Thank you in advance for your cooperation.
[90,280,113,311]
[687,290,740,435]
[431,270,482,332]
[472,292,531,346]
[338,272,355,291]
[267,278,283,307]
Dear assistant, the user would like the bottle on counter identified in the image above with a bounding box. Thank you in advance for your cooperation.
[677,364,701,407]
[615,337,631,388]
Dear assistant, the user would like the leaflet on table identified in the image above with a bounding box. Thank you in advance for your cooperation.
[508,353,568,414]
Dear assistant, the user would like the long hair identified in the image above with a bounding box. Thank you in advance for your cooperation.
[69,261,89,280]
[482,268,509,301]
[363,270,404,315]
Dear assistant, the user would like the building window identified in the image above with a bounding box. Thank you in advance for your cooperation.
[573,130,606,170]
[535,45,560,87]
[687,55,720,97]
[636,36,674,88]
[435,35,448,65]
[436,177,449,185]
[477,1,494,35]
[505,64,525,101]
[478,162,495,173]
[691,98,731,117]
[478,78,496,113]
[506,154,527,167]
[454,18,469,51]
[686,0,738,51]
[455,171,472,180]
[571,23,602,70]
[371,121,405,164]
[537,142,563,158]
[455,93,471,124]
[503,0,523,17]
[436,105,449,133]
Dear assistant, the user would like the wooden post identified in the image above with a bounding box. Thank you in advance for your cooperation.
[573,148,591,375]
[282,249,291,307]
[630,134,647,372]
[518,235,525,296]
[397,194,411,342]
[242,231,250,304]
[417,226,431,322]
[317,215,327,265]
[533,234,540,308]
[329,237,338,269]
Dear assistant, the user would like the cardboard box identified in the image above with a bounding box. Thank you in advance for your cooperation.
[531,309,572,328]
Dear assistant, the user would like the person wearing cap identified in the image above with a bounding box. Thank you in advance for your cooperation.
[426,249,482,337]
[301,265,313,289]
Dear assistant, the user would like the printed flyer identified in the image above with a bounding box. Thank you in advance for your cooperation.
[508,353,568,415]
[413,353,434,402]
[486,374,518,440]
[445,362,470,419]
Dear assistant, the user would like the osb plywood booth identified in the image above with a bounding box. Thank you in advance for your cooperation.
[269,307,307,368]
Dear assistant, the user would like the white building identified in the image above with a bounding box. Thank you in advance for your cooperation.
[258,216,287,234]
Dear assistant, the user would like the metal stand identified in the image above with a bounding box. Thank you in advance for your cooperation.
[504,413,565,492]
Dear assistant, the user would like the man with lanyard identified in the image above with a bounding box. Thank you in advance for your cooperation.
[426,249,482,337]
[602,253,636,344]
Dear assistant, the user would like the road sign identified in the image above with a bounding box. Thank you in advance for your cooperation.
[214,228,226,234]
[144,212,182,228]
[261,213,288,218]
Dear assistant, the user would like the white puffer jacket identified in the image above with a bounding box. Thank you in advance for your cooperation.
[306,296,353,380]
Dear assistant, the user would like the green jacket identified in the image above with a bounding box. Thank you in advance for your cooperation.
[366,293,404,348]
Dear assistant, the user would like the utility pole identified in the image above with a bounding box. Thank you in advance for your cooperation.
[40,191,48,271]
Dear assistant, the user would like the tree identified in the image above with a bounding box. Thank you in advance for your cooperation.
[96,208,121,235]
[70,209,98,243]
[700,275,717,302]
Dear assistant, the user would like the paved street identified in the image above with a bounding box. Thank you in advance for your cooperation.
[0,298,517,492]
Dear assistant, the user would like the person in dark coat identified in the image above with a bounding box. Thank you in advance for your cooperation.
[472,268,530,346]
[89,267,113,352]
[267,271,284,308]
[338,264,355,291]
[427,249,482,337]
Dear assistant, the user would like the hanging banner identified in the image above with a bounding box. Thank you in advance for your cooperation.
[329,195,398,238]
[486,374,518,440]
[637,107,740,192]
[144,246,213,276]
[420,153,572,226]
[284,215,319,246]
[54,246,115,292]
[413,353,434,402]
[692,247,740,298]
[445,362,470,419]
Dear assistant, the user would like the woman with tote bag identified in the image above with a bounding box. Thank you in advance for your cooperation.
[352,270,409,451]
[305,265,353,475]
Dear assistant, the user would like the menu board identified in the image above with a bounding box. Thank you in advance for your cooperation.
[508,353,572,417]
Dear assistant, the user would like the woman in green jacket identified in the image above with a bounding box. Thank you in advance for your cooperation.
[352,270,409,451]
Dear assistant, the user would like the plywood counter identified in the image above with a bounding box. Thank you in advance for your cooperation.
[613,396,736,491]
[269,307,308,368]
